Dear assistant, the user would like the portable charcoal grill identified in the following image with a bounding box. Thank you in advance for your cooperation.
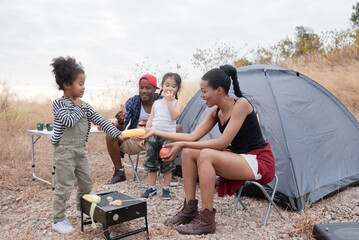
[81,191,148,240]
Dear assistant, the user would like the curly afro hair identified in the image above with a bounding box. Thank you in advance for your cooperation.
[51,56,85,90]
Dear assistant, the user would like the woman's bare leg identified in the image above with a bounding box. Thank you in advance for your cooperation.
[197,149,255,210]
[181,148,201,204]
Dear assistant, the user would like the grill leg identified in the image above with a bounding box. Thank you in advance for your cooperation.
[145,215,149,239]
[103,224,111,240]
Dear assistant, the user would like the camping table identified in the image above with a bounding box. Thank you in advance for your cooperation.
[27,127,103,189]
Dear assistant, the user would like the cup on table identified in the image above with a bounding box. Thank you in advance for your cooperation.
[46,123,54,131]
[36,123,44,131]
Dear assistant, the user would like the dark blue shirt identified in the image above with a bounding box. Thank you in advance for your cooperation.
[124,93,162,129]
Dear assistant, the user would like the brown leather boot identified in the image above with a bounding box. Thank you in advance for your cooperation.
[163,199,198,226]
[176,208,216,235]
[106,168,126,184]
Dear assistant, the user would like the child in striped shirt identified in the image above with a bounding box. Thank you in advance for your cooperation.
[50,56,123,234]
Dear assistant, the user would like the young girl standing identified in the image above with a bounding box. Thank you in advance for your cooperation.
[141,73,183,200]
[50,56,124,234]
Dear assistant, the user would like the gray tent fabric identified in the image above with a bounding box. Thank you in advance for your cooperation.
[176,64,359,211]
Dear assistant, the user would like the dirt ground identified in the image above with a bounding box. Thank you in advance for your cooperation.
[1,143,358,240]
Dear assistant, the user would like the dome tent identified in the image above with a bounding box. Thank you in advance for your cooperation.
[175,64,359,211]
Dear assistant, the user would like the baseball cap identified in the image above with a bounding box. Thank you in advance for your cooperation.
[138,74,159,89]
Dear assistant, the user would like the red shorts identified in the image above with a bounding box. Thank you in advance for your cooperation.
[218,143,275,197]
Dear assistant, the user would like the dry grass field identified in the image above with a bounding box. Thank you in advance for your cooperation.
[0,50,358,239]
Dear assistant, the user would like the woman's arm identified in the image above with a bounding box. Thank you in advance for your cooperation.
[141,107,218,142]
[161,99,252,161]
[168,98,252,151]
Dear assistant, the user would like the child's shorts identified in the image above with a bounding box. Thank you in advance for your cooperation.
[144,136,175,173]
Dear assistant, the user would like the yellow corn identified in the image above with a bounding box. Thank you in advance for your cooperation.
[83,194,101,203]
[121,128,145,138]
[82,194,101,228]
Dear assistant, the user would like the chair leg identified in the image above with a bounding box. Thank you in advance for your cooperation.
[237,186,247,210]
[128,155,140,183]
[268,175,284,219]
[250,175,284,227]
[134,151,146,182]
[231,174,284,227]
[231,185,248,216]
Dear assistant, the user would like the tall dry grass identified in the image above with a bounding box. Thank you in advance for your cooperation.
[0,86,51,186]
[0,87,114,188]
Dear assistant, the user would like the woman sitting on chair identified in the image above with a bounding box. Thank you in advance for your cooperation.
[139,64,275,235]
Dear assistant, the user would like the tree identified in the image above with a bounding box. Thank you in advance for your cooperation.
[191,40,239,72]
[350,2,359,28]
[233,57,252,67]
[276,37,294,59]
[252,46,274,64]
[293,26,322,56]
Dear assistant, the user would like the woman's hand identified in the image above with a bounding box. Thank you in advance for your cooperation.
[161,142,185,161]
[137,128,156,140]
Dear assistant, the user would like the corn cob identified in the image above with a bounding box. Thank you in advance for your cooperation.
[121,128,145,138]
[82,194,101,228]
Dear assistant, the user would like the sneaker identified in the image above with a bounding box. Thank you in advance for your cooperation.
[140,188,157,198]
[170,175,179,187]
[75,210,90,219]
[52,219,75,234]
[162,188,171,200]
[106,168,126,185]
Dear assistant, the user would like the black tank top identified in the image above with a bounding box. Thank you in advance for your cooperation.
[216,98,266,154]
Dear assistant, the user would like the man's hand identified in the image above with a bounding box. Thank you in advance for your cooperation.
[115,111,127,124]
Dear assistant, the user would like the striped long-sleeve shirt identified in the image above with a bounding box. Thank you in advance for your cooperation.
[51,97,121,145]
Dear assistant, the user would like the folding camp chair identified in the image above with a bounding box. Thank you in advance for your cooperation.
[231,174,284,227]
[125,150,146,183]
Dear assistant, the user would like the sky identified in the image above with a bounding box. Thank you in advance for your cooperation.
[0,0,356,101]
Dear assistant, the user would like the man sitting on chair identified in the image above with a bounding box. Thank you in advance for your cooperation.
[105,74,159,184]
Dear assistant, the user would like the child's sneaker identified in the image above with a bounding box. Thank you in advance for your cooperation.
[52,219,75,234]
[140,188,157,198]
[75,210,90,219]
[162,188,171,200]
